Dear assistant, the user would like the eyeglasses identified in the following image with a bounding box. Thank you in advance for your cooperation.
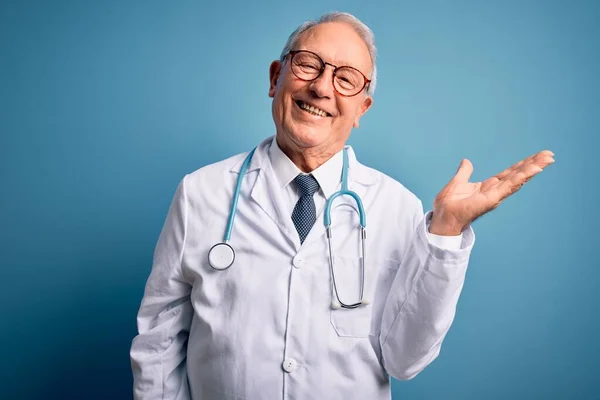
[285,50,371,97]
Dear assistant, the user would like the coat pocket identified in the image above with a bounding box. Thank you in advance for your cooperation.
[329,256,400,338]
[329,255,373,338]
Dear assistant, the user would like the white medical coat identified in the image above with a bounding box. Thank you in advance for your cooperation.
[130,136,475,399]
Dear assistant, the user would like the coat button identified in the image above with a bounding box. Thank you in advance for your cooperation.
[293,257,303,269]
[282,358,298,373]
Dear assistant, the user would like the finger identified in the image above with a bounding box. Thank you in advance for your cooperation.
[495,163,544,200]
[492,153,534,181]
[494,150,554,181]
[494,161,522,181]
[480,175,500,192]
[532,153,555,168]
[481,150,554,197]
[481,158,527,193]
[482,161,529,193]
[452,159,473,183]
[528,150,555,169]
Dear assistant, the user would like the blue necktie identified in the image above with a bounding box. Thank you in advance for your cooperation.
[292,174,320,244]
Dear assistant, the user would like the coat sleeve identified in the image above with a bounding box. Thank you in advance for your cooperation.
[379,199,475,380]
[130,176,194,399]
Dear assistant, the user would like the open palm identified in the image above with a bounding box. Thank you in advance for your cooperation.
[430,150,555,235]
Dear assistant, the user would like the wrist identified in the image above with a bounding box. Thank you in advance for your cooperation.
[429,213,464,236]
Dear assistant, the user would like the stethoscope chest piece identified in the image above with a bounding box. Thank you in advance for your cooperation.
[208,242,235,270]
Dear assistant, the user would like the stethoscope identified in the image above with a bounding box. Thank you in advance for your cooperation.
[208,146,369,310]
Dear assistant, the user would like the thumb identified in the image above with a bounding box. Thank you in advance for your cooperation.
[452,159,473,183]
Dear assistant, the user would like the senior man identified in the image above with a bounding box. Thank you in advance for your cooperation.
[130,12,554,400]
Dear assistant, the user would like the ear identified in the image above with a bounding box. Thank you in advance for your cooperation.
[353,95,373,128]
[268,60,283,98]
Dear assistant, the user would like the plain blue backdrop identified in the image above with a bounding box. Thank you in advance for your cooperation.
[1,0,598,399]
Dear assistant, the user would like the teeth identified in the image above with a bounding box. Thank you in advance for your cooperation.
[299,101,328,117]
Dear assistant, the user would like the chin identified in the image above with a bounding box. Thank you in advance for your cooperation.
[287,127,330,148]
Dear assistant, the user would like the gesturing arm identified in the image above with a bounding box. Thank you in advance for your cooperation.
[380,201,474,380]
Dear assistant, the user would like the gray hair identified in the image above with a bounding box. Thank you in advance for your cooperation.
[279,12,377,96]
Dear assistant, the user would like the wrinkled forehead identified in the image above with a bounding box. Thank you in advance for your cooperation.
[294,22,372,76]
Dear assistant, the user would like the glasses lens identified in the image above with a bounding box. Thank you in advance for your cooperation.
[334,67,365,96]
[291,52,323,80]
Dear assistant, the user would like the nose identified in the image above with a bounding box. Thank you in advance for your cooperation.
[309,65,334,99]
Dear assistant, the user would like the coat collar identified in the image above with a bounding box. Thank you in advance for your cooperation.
[229,136,379,187]
[229,136,379,251]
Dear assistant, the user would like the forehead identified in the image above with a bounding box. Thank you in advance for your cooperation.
[294,21,372,74]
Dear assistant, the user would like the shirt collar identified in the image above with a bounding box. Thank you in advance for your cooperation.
[269,136,343,198]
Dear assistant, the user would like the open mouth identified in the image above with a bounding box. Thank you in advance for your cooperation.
[295,100,331,117]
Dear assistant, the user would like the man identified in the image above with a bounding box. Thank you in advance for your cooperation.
[130,12,554,400]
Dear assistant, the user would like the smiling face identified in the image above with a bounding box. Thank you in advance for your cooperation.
[269,21,373,164]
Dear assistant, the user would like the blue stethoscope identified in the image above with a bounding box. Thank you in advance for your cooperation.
[208,147,369,309]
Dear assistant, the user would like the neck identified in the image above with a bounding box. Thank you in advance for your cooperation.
[276,134,344,173]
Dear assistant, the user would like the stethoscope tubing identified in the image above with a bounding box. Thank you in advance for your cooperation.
[223,148,256,242]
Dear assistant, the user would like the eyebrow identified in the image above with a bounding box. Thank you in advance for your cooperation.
[297,48,365,71]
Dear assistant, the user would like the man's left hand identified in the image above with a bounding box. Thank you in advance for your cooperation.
[429,150,555,236]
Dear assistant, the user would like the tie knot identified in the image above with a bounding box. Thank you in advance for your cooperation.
[293,174,319,197]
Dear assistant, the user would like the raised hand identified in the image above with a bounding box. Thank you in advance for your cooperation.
[429,150,555,236]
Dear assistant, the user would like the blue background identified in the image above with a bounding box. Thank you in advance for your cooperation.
[1,0,598,399]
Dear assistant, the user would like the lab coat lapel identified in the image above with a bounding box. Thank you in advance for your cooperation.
[251,162,299,247]
[237,139,299,249]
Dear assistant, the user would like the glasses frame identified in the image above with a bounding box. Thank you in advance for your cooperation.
[285,50,371,97]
